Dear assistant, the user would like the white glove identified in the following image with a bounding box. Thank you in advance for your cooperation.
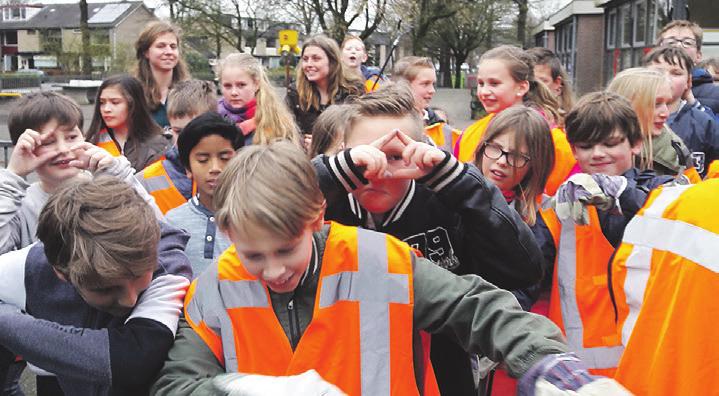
[212,369,347,396]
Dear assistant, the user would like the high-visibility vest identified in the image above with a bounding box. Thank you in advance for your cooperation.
[92,130,121,157]
[544,207,623,377]
[184,222,439,396]
[454,113,576,196]
[364,76,382,93]
[425,122,460,153]
[612,181,719,395]
[704,159,719,179]
[136,160,189,214]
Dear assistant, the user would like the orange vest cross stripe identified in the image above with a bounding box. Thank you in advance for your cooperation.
[318,229,410,394]
[555,213,623,370]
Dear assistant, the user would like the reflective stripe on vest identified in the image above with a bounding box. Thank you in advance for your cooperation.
[555,209,623,370]
[139,162,188,214]
[319,229,409,395]
[94,131,121,157]
[617,183,701,345]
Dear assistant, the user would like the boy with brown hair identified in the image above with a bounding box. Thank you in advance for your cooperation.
[152,141,629,396]
[0,176,192,395]
[657,20,719,115]
[136,79,218,214]
[313,84,544,393]
[1,91,159,254]
[644,46,719,176]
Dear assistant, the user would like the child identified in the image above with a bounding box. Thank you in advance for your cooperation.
[392,56,460,151]
[151,141,629,396]
[526,47,576,118]
[134,21,191,128]
[657,20,719,115]
[217,53,300,146]
[1,91,159,254]
[286,35,364,135]
[341,35,384,92]
[455,45,575,196]
[472,106,556,310]
[309,103,352,157]
[86,74,171,171]
[136,79,217,214]
[0,176,192,395]
[542,91,678,376]
[164,112,242,276]
[312,85,544,394]
[644,46,719,177]
[698,57,719,82]
[607,67,697,180]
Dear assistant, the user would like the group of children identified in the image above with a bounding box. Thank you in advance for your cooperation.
[0,17,717,396]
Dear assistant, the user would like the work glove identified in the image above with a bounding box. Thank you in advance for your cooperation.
[552,174,627,225]
[212,369,347,396]
[517,353,632,396]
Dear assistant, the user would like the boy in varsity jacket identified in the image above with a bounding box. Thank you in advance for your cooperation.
[0,176,192,395]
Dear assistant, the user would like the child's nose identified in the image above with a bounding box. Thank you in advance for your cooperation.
[262,261,287,283]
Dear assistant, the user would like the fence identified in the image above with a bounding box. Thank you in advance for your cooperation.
[0,75,41,90]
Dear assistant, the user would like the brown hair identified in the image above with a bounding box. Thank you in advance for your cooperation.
[296,35,363,112]
[309,104,352,157]
[7,91,83,145]
[658,20,703,50]
[565,91,643,148]
[134,21,190,111]
[474,106,554,225]
[345,83,424,142]
[214,141,325,240]
[167,79,217,119]
[392,56,435,83]
[218,53,300,145]
[37,176,160,287]
[526,47,576,115]
[643,46,694,74]
[479,45,562,124]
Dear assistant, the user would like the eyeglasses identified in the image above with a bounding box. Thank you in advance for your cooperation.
[661,37,697,49]
[482,142,530,168]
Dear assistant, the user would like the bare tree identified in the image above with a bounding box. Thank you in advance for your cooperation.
[310,0,388,42]
[513,0,528,48]
[79,0,92,75]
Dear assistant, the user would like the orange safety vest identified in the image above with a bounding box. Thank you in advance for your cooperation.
[93,130,121,157]
[454,113,576,196]
[184,222,439,395]
[136,160,189,215]
[425,122,460,153]
[364,76,382,93]
[704,159,719,179]
[612,181,719,395]
[544,207,623,377]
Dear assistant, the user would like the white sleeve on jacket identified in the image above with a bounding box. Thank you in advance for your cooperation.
[0,244,29,309]
[0,169,30,253]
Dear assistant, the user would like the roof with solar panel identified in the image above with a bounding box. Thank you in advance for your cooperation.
[0,2,147,29]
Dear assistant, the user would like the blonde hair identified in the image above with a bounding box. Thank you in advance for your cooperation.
[345,83,424,143]
[37,176,160,287]
[310,104,352,157]
[134,21,190,111]
[214,141,325,240]
[479,45,562,124]
[392,56,434,83]
[658,20,703,50]
[296,35,363,112]
[218,53,301,146]
[167,79,217,119]
[341,35,365,51]
[474,106,555,225]
[607,67,669,170]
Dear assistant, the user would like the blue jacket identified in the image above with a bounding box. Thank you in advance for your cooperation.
[668,102,719,176]
[692,68,719,115]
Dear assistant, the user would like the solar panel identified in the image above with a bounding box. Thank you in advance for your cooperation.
[88,3,131,24]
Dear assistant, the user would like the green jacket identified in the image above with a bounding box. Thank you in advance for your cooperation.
[150,225,568,395]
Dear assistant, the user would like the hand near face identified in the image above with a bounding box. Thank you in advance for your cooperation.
[68,142,116,173]
[392,130,445,179]
[348,131,395,180]
[7,129,59,177]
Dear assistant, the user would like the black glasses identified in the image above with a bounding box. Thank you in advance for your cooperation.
[482,142,530,168]
[661,37,697,49]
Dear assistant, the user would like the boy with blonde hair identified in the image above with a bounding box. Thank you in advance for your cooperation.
[313,84,543,393]
[0,176,192,395]
[136,79,218,214]
[152,141,629,396]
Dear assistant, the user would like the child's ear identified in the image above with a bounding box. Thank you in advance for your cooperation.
[310,202,326,232]
[630,140,644,156]
[518,80,530,98]
[570,144,578,160]
[185,169,193,179]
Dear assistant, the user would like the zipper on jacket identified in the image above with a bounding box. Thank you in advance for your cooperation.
[287,298,301,349]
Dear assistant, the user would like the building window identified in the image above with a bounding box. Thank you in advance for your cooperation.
[620,4,632,47]
[607,10,617,49]
[555,18,576,79]
[4,31,18,45]
[633,0,646,45]
[3,7,26,21]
